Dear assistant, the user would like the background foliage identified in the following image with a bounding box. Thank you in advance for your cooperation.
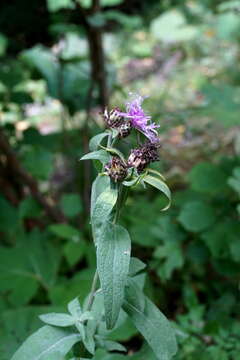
[0,0,240,359]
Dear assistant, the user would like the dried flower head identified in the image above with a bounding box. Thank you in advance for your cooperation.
[128,140,160,173]
[105,156,128,182]
[103,108,132,138]
[103,108,123,129]
[117,94,159,142]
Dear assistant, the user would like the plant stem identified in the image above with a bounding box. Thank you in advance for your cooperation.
[107,132,112,147]
[86,269,99,311]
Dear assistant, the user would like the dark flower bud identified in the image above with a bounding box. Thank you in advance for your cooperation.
[103,108,132,139]
[103,108,123,129]
[105,156,128,182]
[118,120,132,138]
[128,141,160,173]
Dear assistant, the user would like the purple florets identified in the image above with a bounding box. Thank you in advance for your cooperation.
[117,94,159,142]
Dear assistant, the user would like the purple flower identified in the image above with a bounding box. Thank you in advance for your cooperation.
[117,94,159,142]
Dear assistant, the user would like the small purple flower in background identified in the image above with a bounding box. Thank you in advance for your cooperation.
[117,93,159,142]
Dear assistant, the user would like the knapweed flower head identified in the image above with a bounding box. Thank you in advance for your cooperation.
[105,156,128,182]
[117,93,160,142]
[103,108,132,138]
[128,139,160,173]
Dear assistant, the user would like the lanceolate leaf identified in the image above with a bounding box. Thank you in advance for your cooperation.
[91,175,110,218]
[92,186,118,243]
[11,325,81,360]
[80,150,110,164]
[97,222,131,329]
[144,175,171,211]
[123,282,177,360]
[39,313,75,327]
[89,132,109,151]
[146,168,166,181]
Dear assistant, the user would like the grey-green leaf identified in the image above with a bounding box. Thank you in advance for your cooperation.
[68,297,82,318]
[123,282,177,360]
[80,150,110,164]
[92,186,118,243]
[89,132,109,151]
[97,222,131,329]
[39,313,75,327]
[91,175,110,218]
[144,175,171,211]
[11,325,81,360]
[129,257,146,277]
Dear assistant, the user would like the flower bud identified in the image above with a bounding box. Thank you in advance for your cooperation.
[128,141,160,173]
[103,108,123,129]
[103,108,132,139]
[105,156,128,182]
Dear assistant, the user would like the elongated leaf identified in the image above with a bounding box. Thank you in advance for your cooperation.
[11,325,81,360]
[97,222,131,329]
[100,146,126,164]
[92,186,118,243]
[89,132,109,151]
[129,257,146,277]
[144,175,171,211]
[80,150,110,164]
[68,297,82,318]
[91,175,110,218]
[123,282,177,360]
[146,168,166,181]
[39,313,75,327]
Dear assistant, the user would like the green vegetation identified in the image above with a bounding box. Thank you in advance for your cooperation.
[0,0,240,359]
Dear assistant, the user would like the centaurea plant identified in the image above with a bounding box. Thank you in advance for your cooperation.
[11,94,177,360]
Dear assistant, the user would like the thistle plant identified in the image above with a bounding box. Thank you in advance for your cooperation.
[11,94,177,360]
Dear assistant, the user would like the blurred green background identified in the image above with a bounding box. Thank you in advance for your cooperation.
[0,0,240,359]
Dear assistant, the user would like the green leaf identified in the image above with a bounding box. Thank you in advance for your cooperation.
[97,222,131,329]
[0,33,8,56]
[0,230,60,304]
[80,150,110,164]
[21,46,60,98]
[19,197,42,219]
[47,0,75,12]
[146,168,166,181]
[129,257,146,277]
[178,201,216,232]
[21,146,54,180]
[123,282,177,360]
[39,313,75,327]
[60,193,82,217]
[78,0,123,8]
[154,242,184,280]
[89,132,109,151]
[228,167,240,195]
[63,240,86,267]
[91,185,118,243]
[67,297,82,317]
[188,162,228,194]
[150,9,197,43]
[91,175,110,218]
[101,146,126,163]
[48,224,79,241]
[11,325,80,360]
[144,175,171,210]
[49,268,94,306]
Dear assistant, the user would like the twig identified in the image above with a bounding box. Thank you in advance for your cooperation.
[0,128,66,223]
